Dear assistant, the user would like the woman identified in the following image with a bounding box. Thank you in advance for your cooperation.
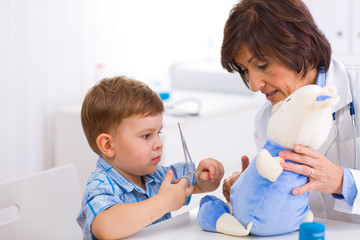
[221,0,360,223]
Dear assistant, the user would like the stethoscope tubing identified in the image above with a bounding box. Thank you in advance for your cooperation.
[351,114,358,169]
[333,112,344,167]
[317,68,358,169]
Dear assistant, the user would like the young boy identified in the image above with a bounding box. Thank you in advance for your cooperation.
[77,76,224,240]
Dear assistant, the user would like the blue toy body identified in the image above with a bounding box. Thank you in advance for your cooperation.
[197,140,309,236]
[230,140,309,236]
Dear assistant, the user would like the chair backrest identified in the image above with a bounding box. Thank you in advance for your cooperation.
[0,164,83,240]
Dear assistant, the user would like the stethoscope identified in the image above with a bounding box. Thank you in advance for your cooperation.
[316,67,358,169]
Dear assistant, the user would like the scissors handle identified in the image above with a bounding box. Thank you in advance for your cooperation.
[179,175,192,187]
[179,169,208,187]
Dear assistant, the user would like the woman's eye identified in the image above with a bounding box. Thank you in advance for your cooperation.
[258,63,268,70]
[241,67,248,74]
[240,68,249,81]
[239,67,249,78]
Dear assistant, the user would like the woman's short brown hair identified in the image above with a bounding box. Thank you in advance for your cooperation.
[81,76,164,155]
[221,0,331,87]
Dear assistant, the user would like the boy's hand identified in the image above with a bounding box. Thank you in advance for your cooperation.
[157,170,194,212]
[195,158,224,193]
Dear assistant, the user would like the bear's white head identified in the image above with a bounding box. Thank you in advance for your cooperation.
[267,85,340,150]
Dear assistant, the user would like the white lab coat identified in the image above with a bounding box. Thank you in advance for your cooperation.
[253,58,360,223]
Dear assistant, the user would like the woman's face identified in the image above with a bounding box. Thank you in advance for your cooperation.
[234,48,317,105]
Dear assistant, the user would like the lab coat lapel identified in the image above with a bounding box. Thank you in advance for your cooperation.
[326,58,353,112]
[318,58,352,154]
[318,122,336,155]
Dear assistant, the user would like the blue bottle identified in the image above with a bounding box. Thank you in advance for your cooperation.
[299,222,325,240]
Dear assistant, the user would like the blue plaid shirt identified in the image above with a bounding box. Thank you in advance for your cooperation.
[77,157,193,240]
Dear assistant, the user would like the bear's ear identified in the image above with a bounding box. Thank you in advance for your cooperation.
[271,101,283,114]
[323,85,338,94]
[312,86,340,109]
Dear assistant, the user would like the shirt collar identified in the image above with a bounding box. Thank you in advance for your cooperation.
[96,157,161,194]
[263,139,291,154]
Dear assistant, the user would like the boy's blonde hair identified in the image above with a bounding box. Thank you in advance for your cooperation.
[81,76,164,155]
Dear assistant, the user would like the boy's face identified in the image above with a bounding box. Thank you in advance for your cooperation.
[109,113,163,183]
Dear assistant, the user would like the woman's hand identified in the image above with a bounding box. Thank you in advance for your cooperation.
[279,144,343,195]
[222,156,250,202]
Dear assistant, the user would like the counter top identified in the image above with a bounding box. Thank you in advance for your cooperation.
[129,208,360,240]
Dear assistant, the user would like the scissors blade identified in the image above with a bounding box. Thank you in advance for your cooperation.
[178,123,194,175]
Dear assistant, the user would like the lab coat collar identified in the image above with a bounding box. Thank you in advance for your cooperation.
[326,58,353,113]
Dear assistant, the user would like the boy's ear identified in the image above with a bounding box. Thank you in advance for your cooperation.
[96,133,115,158]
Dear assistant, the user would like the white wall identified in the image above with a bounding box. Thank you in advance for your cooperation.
[93,0,237,84]
[303,0,360,58]
[0,0,96,182]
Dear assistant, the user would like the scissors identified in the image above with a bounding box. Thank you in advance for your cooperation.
[178,122,207,186]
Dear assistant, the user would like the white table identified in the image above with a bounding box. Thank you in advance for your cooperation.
[128,208,360,240]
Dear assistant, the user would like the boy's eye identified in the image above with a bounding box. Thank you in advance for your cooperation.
[142,134,150,139]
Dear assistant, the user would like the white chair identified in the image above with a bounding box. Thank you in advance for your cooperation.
[0,164,83,240]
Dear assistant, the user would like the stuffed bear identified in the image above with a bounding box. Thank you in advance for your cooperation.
[197,84,340,236]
